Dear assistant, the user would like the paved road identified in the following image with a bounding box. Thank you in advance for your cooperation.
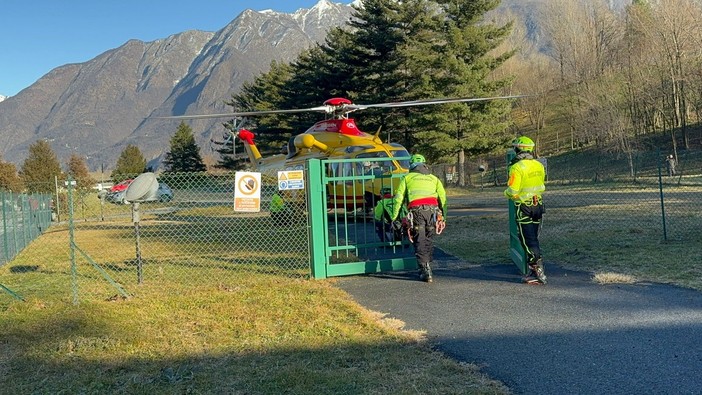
[337,251,702,394]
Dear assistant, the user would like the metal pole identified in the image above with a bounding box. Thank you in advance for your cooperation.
[2,191,8,263]
[54,175,61,223]
[100,163,104,221]
[657,148,668,241]
[133,202,143,284]
[67,177,78,305]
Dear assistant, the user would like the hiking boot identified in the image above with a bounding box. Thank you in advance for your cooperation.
[522,269,540,284]
[531,259,547,285]
[418,263,433,283]
[424,263,433,283]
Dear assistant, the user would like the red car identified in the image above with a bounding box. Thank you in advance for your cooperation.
[109,179,133,193]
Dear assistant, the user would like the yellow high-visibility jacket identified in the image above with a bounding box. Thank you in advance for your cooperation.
[392,172,447,220]
[504,158,545,203]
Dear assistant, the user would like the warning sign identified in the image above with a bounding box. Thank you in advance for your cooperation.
[234,172,261,212]
[277,170,304,191]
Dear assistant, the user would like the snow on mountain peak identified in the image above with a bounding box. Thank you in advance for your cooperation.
[312,0,334,13]
[0,95,6,103]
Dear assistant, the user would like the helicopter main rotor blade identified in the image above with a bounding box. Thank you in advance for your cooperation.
[155,105,331,120]
[345,94,528,112]
[154,94,528,120]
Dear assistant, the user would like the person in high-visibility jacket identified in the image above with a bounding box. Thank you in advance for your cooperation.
[373,187,405,242]
[269,193,287,225]
[391,154,447,283]
[505,136,547,284]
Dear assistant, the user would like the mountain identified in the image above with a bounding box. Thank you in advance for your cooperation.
[0,95,6,103]
[0,0,628,171]
[0,0,355,170]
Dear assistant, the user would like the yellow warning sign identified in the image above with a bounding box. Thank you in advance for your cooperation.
[277,170,304,190]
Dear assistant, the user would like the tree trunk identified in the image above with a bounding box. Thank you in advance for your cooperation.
[458,149,466,187]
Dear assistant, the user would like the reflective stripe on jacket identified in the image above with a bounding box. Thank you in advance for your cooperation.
[391,172,447,219]
[504,159,546,203]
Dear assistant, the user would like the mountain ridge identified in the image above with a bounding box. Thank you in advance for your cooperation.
[0,0,631,171]
[0,0,354,170]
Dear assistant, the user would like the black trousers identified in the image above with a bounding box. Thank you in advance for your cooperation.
[515,201,544,265]
[409,205,437,265]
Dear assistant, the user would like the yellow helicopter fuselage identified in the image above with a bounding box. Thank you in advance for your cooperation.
[238,118,409,210]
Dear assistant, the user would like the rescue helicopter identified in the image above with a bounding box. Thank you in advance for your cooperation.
[163,95,524,210]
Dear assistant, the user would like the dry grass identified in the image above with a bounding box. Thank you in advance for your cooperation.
[0,224,509,394]
[592,272,638,285]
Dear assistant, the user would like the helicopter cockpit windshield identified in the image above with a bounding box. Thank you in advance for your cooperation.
[388,144,410,170]
[355,151,392,177]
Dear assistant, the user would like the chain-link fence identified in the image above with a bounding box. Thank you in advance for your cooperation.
[0,191,53,301]
[2,148,701,306]
[1,171,310,304]
[436,148,701,286]
[433,147,702,187]
[0,191,53,265]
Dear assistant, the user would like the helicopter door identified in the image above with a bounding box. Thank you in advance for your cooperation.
[326,161,365,210]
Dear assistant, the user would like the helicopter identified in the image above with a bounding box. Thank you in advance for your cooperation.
[163,95,524,210]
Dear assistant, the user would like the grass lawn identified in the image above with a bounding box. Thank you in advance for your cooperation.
[0,224,508,394]
[3,183,700,393]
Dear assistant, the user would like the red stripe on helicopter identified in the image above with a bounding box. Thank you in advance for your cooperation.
[306,119,364,136]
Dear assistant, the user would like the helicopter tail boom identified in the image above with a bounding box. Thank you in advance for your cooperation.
[237,129,262,167]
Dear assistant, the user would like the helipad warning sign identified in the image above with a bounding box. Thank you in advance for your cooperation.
[234,172,261,212]
[277,170,304,191]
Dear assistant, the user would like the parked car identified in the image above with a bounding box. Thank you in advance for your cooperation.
[98,179,132,200]
[104,182,173,205]
[110,179,133,193]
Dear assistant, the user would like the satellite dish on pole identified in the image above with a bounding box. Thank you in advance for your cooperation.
[125,172,159,202]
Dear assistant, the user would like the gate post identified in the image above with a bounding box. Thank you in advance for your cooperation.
[307,159,328,279]
[506,150,528,275]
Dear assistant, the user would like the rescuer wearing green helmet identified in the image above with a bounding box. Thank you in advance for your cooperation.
[391,154,447,283]
[269,193,287,225]
[504,136,547,284]
[373,187,406,243]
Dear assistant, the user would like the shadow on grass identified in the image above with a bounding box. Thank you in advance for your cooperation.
[0,309,506,394]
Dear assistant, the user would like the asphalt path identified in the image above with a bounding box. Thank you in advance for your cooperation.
[337,251,702,394]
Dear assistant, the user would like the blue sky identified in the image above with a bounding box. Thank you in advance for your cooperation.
[0,0,352,97]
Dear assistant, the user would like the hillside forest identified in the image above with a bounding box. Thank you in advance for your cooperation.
[226,0,702,181]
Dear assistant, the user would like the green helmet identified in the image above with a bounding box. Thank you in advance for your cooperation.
[512,136,535,152]
[410,154,426,164]
[409,154,426,169]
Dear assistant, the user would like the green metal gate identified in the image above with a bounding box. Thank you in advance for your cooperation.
[307,158,417,279]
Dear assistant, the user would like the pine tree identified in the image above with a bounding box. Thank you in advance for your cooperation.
[67,154,96,193]
[223,0,515,172]
[163,121,207,173]
[111,144,147,181]
[0,155,24,192]
[20,139,63,193]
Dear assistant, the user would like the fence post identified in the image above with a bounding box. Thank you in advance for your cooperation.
[2,191,7,263]
[657,148,668,241]
[54,175,61,223]
[67,177,78,304]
